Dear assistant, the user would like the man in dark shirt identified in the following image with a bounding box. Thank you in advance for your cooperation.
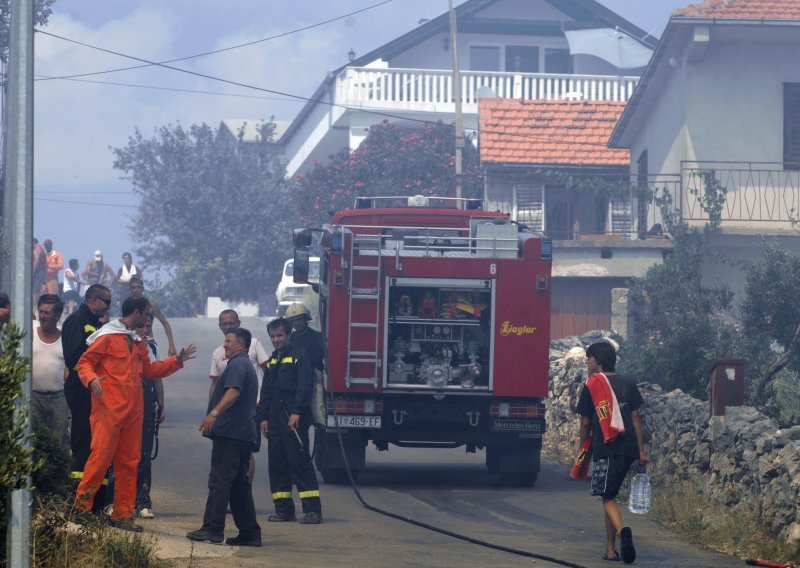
[257,317,322,524]
[576,341,648,564]
[61,283,112,506]
[187,328,261,546]
[285,303,324,372]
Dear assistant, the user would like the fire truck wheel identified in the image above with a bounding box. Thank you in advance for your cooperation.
[485,446,500,474]
[499,471,538,488]
[321,467,359,485]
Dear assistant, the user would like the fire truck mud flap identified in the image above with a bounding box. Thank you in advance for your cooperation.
[314,429,367,485]
[486,438,541,487]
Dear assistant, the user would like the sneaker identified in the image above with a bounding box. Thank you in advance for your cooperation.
[267,513,296,522]
[298,512,322,525]
[108,517,143,533]
[138,508,155,519]
[225,535,262,547]
[186,529,224,544]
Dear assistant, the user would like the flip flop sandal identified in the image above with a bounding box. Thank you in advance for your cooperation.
[602,551,621,561]
[620,526,636,564]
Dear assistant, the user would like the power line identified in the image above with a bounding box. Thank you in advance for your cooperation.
[35,196,138,209]
[35,0,394,82]
[35,29,615,149]
[36,190,134,194]
[36,74,304,103]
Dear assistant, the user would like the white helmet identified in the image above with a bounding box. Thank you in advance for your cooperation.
[285,303,311,321]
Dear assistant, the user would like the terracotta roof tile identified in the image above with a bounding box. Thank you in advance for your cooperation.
[478,99,629,166]
[674,0,800,19]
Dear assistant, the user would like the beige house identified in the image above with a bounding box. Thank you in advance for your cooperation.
[609,0,800,295]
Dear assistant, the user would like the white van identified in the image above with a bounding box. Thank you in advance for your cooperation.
[275,257,319,316]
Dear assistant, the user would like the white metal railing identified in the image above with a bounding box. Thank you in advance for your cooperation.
[336,67,638,109]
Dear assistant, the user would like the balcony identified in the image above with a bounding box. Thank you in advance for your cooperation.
[336,66,640,113]
[681,161,800,231]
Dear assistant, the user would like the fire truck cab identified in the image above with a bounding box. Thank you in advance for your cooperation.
[293,195,551,486]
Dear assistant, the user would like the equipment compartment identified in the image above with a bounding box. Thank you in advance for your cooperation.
[385,279,492,390]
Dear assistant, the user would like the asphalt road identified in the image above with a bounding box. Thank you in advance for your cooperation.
[142,317,742,568]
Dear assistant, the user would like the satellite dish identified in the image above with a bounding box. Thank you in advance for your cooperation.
[475,86,497,99]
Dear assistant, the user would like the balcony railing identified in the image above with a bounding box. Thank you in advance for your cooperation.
[336,67,639,112]
[681,161,800,227]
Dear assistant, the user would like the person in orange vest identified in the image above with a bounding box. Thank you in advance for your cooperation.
[43,238,64,295]
[74,295,196,531]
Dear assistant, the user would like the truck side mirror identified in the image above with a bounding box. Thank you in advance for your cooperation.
[293,227,313,248]
[294,248,311,284]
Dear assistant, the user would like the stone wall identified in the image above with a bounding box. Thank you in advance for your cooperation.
[544,333,800,546]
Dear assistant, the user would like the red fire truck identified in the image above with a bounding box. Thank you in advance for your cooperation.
[292,195,551,486]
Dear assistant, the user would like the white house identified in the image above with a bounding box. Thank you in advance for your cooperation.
[280,0,656,178]
[608,0,800,295]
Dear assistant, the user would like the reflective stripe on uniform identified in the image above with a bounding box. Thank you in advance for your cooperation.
[70,471,109,485]
[83,324,97,334]
[298,490,320,499]
[272,491,292,500]
[280,357,295,364]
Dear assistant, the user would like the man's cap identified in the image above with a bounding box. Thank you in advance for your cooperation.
[44,238,53,246]
[94,250,103,260]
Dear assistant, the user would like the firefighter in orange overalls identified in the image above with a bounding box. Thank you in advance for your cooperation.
[74,295,196,531]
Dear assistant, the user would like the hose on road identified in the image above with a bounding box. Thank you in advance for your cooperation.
[327,392,588,568]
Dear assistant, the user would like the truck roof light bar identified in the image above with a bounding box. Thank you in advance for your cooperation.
[353,195,483,210]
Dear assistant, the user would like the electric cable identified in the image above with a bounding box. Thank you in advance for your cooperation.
[35,0,395,82]
[35,74,304,103]
[325,390,588,568]
[34,196,138,208]
[35,29,617,149]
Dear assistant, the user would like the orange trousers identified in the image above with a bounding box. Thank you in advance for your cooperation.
[75,402,143,520]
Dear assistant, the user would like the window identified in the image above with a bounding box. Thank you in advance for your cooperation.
[470,46,500,71]
[784,84,800,169]
[513,184,544,231]
[505,46,539,73]
[544,48,571,73]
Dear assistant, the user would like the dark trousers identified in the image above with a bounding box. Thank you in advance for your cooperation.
[136,384,157,510]
[267,407,321,516]
[64,371,108,511]
[201,437,261,538]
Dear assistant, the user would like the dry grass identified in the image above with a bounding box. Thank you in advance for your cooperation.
[32,498,170,568]
[648,479,799,564]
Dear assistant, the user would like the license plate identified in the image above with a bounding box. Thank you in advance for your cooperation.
[491,419,545,433]
[326,415,382,428]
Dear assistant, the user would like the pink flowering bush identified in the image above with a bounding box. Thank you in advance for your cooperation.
[293,121,482,226]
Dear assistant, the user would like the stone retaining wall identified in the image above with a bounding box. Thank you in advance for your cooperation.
[544,333,800,545]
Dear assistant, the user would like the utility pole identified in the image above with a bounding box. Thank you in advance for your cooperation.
[448,0,464,203]
[3,0,35,565]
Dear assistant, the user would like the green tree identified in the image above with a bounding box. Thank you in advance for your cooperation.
[620,178,735,398]
[293,120,482,226]
[738,238,800,422]
[0,0,57,63]
[113,122,291,316]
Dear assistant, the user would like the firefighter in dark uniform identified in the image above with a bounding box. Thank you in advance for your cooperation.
[61,283,112,510]
[257,317,322,524]
[285,303,324,373]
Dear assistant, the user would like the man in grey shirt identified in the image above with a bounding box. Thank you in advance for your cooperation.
[187,328,262,546]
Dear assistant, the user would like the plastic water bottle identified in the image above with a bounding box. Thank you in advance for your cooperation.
[628,465,651,514]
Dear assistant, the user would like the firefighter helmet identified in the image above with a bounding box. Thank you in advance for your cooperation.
[285,303,311,321]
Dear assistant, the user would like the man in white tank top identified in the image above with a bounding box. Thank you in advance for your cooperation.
[32,294,69,448]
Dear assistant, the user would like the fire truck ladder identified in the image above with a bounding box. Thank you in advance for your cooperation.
[346,233,383,387]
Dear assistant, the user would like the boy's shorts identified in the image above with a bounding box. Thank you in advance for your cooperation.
[591,455,636,499]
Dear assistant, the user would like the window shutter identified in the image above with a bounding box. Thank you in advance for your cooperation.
[513,184,544,231]
[784,84,800,169]
[610,194,633,235]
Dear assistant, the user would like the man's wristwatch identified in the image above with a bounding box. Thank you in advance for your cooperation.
[210,410,219,418]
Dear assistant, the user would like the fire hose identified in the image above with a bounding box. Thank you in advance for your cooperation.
[746,560,799,568]
[325,390,589,568]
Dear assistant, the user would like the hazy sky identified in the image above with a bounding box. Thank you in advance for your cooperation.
[32,0,688,279]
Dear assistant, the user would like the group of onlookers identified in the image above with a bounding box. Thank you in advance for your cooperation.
[32,238,143,317]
